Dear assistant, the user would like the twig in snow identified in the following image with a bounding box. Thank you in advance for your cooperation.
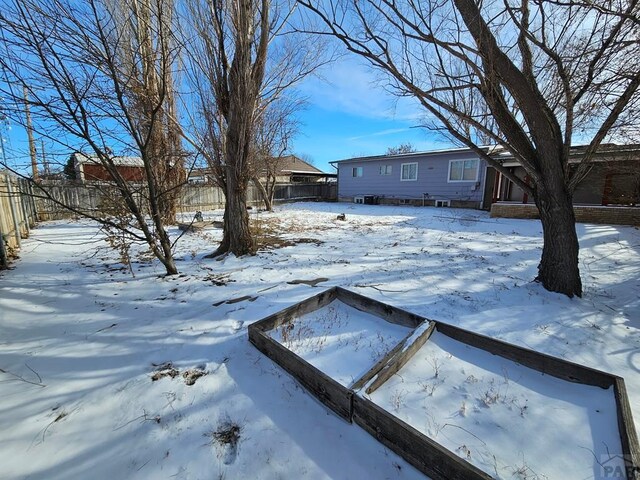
[136,459,151,471]
[0,364,46,387]
[442,423,487,446]
[41,411,69,443]
[354,283,406,293]
[95,323,118,334]
[25,363,43,384]
[113,410,161,431]
[578,445,605,468]
[256,284,278,293]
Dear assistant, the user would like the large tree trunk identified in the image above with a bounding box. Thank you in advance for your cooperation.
[534,180,582,297]
[216,173,254,256]
[226,175,254,255]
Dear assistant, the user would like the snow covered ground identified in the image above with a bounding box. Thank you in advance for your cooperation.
[0,202,638,479]
[369,331,622,479]
[270,300,411,387]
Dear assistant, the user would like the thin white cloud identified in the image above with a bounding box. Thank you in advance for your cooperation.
[298,58,423,121]
[347,128,410,141]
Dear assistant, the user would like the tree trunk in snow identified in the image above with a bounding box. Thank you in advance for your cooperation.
[534,180,582,297]
[218,174,254,256]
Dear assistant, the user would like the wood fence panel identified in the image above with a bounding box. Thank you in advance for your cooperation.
[0,173,36,266]
[35,181,336,220]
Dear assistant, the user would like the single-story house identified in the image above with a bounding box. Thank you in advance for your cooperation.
[72,153,145,183]
[331,147,494,209]
[332,144,639,210]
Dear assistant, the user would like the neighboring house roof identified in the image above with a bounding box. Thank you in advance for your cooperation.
[274,155,324,175]
[73,153,144,167]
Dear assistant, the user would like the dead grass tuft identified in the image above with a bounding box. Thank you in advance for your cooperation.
[151,362,208,386]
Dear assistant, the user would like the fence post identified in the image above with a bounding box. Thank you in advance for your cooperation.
[17,180,30,237]
[5,174,21,248]
[27,181,39,222]
[0,213,7,269]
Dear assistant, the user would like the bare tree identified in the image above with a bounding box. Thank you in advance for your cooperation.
[386,143,416,155]
[299,0,640,297]
[0,0,183,275]
[251,96,303,211]
[183,0,328,257]
[106,0,186,225]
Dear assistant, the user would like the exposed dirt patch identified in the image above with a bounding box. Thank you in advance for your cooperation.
[151,362,208,386]
[250,217,327,251]
[151,362,180,381]
[182,368,208,386]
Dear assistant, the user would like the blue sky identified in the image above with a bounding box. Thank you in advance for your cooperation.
[291,58,451,172]
[1,58,452,175]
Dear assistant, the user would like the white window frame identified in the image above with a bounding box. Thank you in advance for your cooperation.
[400,162,418,181]
[447,159,479,183]
[379,164,392,175]
[352,166,363,178]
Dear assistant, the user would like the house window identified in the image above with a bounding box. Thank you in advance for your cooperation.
[448,159,478,182]
[400,162,418,181]
[352,167,363,177]
[379,165,392,175]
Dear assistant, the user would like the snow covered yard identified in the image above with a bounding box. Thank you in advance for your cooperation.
[0,202,638,479]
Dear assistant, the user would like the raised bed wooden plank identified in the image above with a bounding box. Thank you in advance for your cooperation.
[363,321,437,395]
[435,322,614,389]
[248,327,353,422]
[614,377,640,480]
[335,287,424,329]
[248,288,639,480]
[348,322,430,392]
[251,288,337,333]
[352,395,492,480]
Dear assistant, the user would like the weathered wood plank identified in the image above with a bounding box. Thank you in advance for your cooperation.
[436,322,614,388]
[364,321,437,395]
[614,378,640,480]
[352,395,492,480]
[349,325,418,392]
[335,287,425,328]
[286,278,329,287]
[250,288,337,333]
[248,327,353,421]
[248,288,638,480]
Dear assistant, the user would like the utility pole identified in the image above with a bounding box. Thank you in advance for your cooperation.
[23,87,38,181]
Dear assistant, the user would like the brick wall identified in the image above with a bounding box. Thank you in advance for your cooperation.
[490,202,640,226]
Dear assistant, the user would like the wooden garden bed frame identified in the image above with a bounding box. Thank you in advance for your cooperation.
[248,287,640,480]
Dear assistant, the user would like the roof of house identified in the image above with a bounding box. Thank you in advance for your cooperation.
[495,143,640,166]
[73,153,144,167]
[186,156,334,180]
[331,143,640,167]
[330,146,496,165]
[272,155,325,175]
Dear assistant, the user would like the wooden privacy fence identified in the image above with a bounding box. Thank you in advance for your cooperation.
[34,181,337,220]
[0,173,38,268]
